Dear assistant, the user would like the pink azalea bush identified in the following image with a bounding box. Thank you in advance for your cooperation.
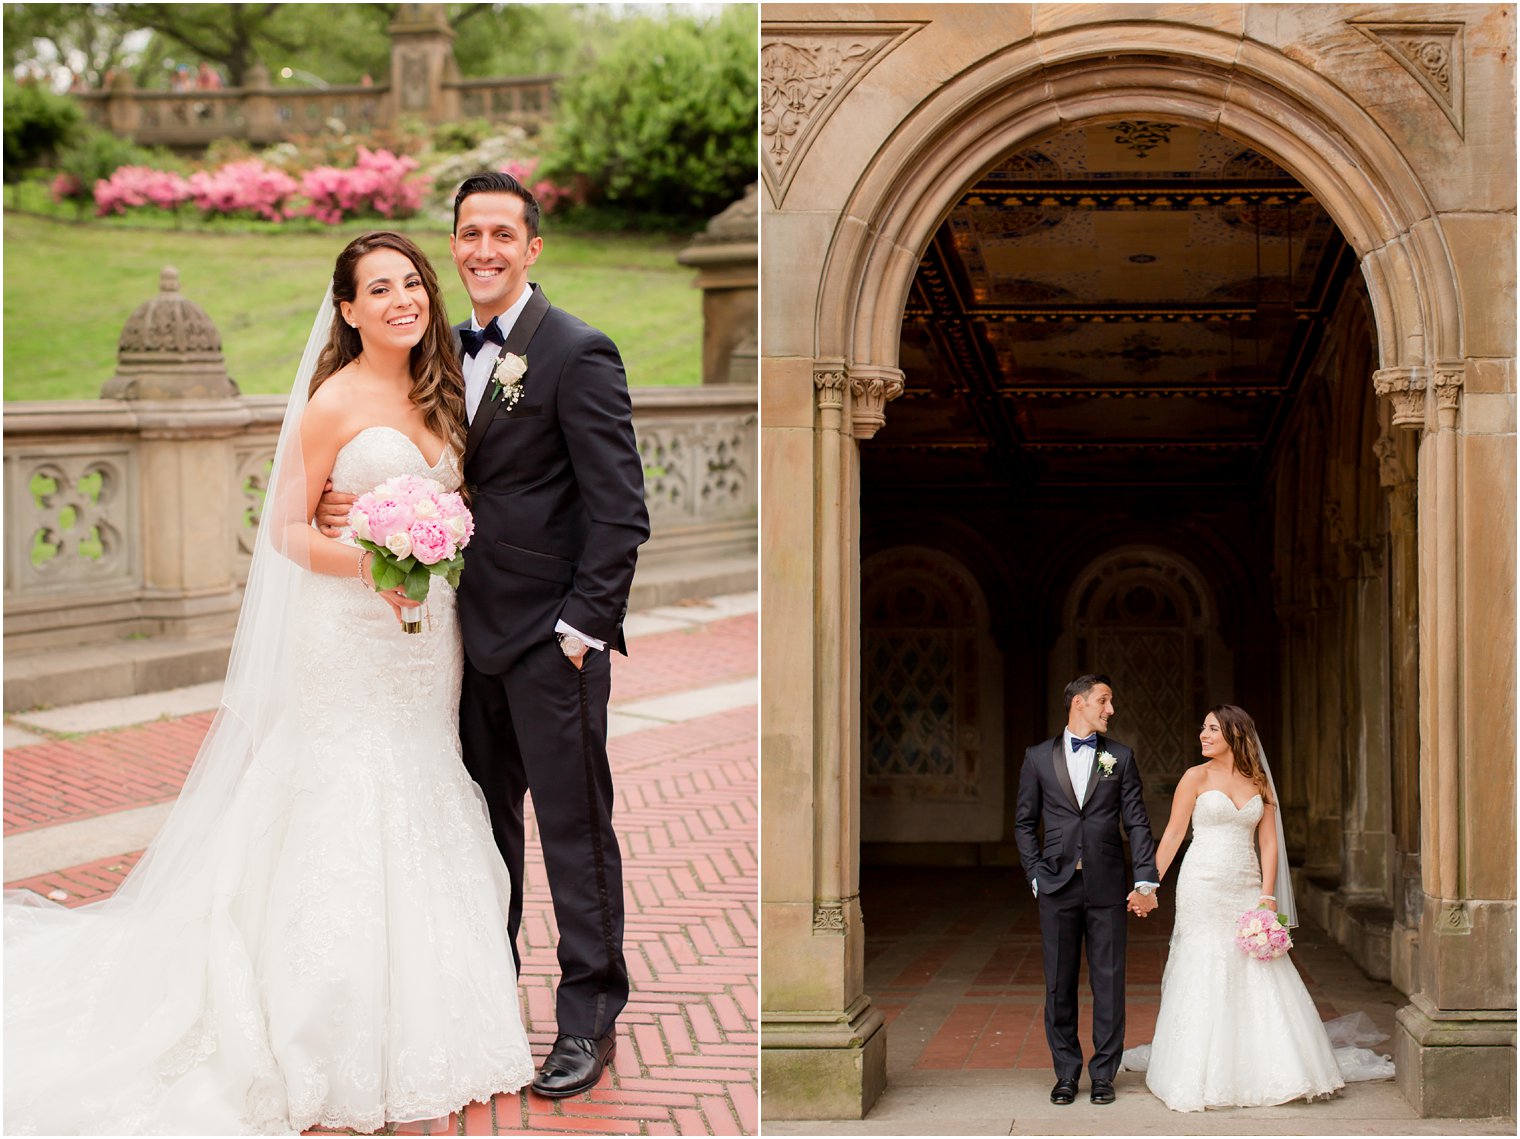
[349,474,473,611]
[1235,907,1293,960]
[50,172,85,205]
[298,147,429,225]
[187,159,299,221]
[498,157,577,215]
[93,165,192,215]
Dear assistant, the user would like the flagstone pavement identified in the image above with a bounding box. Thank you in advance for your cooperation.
[4,593,758,1137]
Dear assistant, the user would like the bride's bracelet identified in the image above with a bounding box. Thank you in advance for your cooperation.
[357,549,372,584]
[1258,894,1276,901]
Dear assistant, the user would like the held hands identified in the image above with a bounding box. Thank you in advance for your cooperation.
[1127,889,1158,917]
[315,480,357,539]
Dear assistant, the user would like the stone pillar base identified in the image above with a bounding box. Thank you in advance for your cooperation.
[1394,993,1516,1117]
[761,999,886,1120]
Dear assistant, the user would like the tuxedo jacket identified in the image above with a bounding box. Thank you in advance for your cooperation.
[454,286,649,676]
[1013,734,1158,906]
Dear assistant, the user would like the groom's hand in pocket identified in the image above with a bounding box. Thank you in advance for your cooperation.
[314,480,357,538]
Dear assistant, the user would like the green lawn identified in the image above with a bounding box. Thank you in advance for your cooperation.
[3,210,699,400]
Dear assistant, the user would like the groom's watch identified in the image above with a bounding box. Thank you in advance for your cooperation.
[558,632,587,659]
[1134,883,1156,897]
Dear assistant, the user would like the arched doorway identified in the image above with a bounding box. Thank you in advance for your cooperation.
[762,10,1513,1125]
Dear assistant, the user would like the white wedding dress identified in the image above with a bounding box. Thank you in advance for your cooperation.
[1129,789,1349,1111]
[5,427,534,1134]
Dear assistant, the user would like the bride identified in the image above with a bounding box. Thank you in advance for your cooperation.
[4,232,534,1134]
[1131,704,1348,1111]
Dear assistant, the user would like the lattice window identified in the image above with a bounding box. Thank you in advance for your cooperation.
[864,631,957,777]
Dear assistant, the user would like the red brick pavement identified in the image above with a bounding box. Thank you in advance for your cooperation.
[3,616,757,1135]
[864,866,1372,1074]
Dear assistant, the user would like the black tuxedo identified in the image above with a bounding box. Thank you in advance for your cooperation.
[455,285,649,1041]
[1014,733,1157,1082]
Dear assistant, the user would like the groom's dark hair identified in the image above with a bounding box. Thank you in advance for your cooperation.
[1063,673,1112,709]
[452,171,541,239]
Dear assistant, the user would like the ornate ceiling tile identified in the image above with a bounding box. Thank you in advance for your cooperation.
[1350,21,1465,136]
[760,22,923,205]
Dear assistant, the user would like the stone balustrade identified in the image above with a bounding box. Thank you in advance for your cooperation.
[3,386,756,658]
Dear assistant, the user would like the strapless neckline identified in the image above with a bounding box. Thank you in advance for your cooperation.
[346,424,450,471]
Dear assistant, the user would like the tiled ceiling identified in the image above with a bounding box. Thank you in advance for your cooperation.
[871,121,1358,488]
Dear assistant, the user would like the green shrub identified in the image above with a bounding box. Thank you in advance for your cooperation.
[432,118,496,154]
[3,80,84,184]
[55,128,155,192]
[541,7,756,222]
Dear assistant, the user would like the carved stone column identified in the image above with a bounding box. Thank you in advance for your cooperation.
[761,363,885,1120]
[1382,361,1518,1117]
[388,4,455,124]
[847,363,904,440]
[676,185,758,385]
[1375,424,1423,996]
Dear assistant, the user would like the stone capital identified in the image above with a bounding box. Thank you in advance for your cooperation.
[847,364,905,440]
[814,365,848,413]
[1373,366,1429,431]
[1433,364,1463,422]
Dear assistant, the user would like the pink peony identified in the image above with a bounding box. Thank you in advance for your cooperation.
[408,519,455,565]
[356,496,412,544]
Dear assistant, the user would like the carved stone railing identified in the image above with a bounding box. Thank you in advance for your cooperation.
[75,75,556,149]
[3,386,755,656]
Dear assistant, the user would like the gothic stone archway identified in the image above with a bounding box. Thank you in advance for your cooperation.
[761,7,1514,1123]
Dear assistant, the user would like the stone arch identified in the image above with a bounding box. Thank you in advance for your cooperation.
[859,545,1005,846]
[815,24,1464,431]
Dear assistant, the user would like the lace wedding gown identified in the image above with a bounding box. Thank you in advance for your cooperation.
[1132,789,1346,1111]
[5,427,534,1135]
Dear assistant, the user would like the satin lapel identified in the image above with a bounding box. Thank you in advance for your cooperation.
[1050,737,1080,811]
[462,286,551,468]
[1080,733,1105,809]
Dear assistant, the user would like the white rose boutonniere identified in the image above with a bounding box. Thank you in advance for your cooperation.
[1097,751,1117,778]
[489,352,528,410]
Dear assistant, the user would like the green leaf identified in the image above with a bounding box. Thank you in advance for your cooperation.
[370,558,404,592]
[403,566,432,603]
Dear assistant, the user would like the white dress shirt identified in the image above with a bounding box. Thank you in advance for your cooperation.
[462,285,605,654]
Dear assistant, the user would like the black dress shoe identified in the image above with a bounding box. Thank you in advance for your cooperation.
[1090,1078,1115,1104]
[531,1031,616,1098]
[1050,1077,1079,1105]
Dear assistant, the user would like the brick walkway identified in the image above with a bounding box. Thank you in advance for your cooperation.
[767,866,1512,1135]
[4,612,758,1136]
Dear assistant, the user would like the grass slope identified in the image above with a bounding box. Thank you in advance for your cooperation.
[3,211,699,400]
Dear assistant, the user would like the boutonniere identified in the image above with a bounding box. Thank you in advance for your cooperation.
[1097,751,1117,778]
[489,352,528,409]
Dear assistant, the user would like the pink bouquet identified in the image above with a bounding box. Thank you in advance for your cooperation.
[1235,906,1294,960]
[347,475,474,632]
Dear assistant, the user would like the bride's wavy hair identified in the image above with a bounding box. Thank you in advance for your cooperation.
[310,231,466,454]
[1209,703,1273,806]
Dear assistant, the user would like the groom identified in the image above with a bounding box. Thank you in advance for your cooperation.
[318,171,649,1097]
[1014,674,1158,1106]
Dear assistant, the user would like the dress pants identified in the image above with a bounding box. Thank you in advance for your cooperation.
[1038,870,1127,1081]
[460,639,627,1040]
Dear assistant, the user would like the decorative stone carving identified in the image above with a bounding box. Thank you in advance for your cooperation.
[813,902,846,932]
[1104,120,1177,158]
[814,368,847,412]
[760,23,923,204]
[637,418,755,523]
[101,267,238,400]
[1351,21,1465,136]
[848,365,904,440]
[1373,366,1427,431]
[1433,365,1463,417]
[10,453,135,591]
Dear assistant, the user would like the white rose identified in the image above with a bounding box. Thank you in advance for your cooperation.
[445,514,468,540]
[385,531,413,559]
[350,509,371,540]
[413,497,439,520]
[495,353,528,384]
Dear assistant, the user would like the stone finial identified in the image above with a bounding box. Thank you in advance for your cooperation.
[687,183,758,249]
[101,266,239,400]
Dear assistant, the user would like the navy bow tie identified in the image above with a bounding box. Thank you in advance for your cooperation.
[1070,734,1098,752]
[459,318,505,359]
